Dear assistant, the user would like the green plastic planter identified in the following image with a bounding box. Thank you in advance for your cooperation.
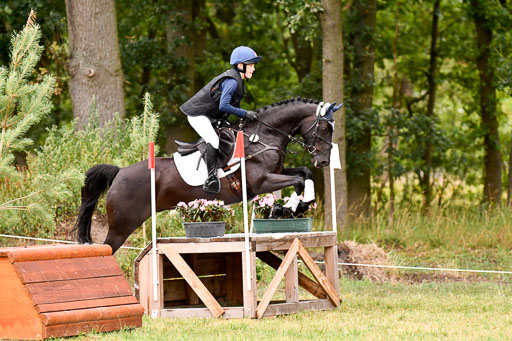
[253,217,312,233]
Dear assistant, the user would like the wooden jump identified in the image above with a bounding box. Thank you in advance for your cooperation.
[134,232,340,318]
[0,244,144,340]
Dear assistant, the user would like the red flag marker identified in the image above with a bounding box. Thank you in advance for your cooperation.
[234,131,245,158]
[148,142,155,169]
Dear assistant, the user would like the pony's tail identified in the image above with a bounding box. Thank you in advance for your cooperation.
[73,164,120,244]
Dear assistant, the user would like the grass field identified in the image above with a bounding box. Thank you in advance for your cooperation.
[55,277,512,340]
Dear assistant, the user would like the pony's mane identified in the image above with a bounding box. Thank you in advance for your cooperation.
[255,97,319,114]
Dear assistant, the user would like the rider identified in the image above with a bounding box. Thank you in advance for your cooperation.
[180,46,261,194]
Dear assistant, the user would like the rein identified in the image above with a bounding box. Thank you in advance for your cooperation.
[249,115,333,157]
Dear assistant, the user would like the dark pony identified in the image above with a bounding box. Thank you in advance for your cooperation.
[74,97,341,253]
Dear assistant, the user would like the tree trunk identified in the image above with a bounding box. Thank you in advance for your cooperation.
[471,0,502,204]
[320,0,347,232]
[346,0,376,221]
[420,0,440,211]
[165,0,206,155]
[65,0,125,128]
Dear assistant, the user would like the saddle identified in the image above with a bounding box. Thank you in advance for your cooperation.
[174,128,237,169]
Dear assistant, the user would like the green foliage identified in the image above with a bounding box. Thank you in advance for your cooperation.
[1,92,159,237]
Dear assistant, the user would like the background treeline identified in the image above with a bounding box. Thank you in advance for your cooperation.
[1,0,511,236]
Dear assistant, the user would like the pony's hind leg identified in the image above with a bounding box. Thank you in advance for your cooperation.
[103,185,151,254]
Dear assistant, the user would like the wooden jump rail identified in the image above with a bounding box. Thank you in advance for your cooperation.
[0,244,144,340]
[134,231,340,318]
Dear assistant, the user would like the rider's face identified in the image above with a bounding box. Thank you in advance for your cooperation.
[239,63,256,79]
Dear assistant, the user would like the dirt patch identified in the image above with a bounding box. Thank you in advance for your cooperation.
[55,214,109,244]
[337,241,393,282]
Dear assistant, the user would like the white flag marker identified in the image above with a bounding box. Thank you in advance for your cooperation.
[330,143,341,233]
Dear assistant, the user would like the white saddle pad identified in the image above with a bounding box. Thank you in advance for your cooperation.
[173,151,240,187]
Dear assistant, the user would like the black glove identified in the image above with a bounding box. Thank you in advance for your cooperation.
[245,111,259,121]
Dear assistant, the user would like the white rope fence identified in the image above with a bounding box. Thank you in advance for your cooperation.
[2,233,512,275]
[296,259,512,275]
[0,234,144,250]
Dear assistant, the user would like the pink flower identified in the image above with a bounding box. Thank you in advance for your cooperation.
[177,202,187,208]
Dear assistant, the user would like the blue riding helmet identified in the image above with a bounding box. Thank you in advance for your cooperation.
[230,46,262,66]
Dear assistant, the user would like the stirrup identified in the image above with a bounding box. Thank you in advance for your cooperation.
[203,176,221,194]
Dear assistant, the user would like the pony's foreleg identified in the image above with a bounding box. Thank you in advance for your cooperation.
[281,167,315,202]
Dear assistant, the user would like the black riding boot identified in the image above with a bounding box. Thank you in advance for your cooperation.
[203,143,221,193]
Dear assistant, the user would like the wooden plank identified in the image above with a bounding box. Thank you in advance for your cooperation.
[41,304,144,326]
[262,299,335,317]
[44,316,142,339]
[0,258,44,340]
[255,238,300,318]
[297,242,340,307]
[161,242,245,254]
[225,253,243,306]
[163,279,187,302]
[254,234,336,252]
[285,255,299,303]
[242,250,257,318]
[136,252,150,313]
[147,252,164,315]
[14,256,122,284]
[26,275,133,305]
[159,244,225,318]
[186,254,201,305]
[160,307,244,319]
[36,296,138,313]
[257,251,327,299]
[2,244,112,263]
[324,246,340,300]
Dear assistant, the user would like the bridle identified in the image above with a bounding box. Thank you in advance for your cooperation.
[248,102,335,157]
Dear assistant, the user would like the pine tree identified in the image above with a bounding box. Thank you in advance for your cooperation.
[0,11,53,178]
[0,12,83,237]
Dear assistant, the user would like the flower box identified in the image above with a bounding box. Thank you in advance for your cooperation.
[184,221,225,238]
[253,217,312,233]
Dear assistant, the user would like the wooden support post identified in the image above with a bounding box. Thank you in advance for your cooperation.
[185,254,201,305]
[297,242,340,307]
[257,251,327,299]
[147,252,163,316]
[256,238,300,318]
[159,245,225,318]
[324,246,339,300]
[285,255,299,303]
[242,250,257,318]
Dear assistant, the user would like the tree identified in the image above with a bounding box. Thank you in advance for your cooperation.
[470,0,502,204]
[65,0,125,128]
[346,0,377,220]
[0,12,82,231]
[419,0,441,210]
[320,0,347,230]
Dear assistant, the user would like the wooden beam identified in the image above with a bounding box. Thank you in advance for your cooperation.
[257,251,327,299]
[262,299,335,317]
[159,244,225,318]
[159,242,245,254]
[255,238,300,318]
[285,255,298,303]
[297,242,340,307]
[160,307,244,319]
[324,246,340,302]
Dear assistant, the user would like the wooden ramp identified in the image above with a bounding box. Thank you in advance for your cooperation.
[0,244,144,340]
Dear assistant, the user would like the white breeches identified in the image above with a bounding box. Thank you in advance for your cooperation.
[187,115,219,149]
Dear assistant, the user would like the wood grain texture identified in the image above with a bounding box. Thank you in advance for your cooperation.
[256,238,300,318]
[44,316,142,338]
[14,256,122,284]
[41,304,144,326]
[0,244,112,263]
[257,251,327,299]
[298,242,340,306]
[159,244,225,318]
[26,275,132,305]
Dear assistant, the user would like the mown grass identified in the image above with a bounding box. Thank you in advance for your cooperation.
[54,278,512,340]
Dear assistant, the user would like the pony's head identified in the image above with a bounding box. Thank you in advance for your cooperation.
[301,101,342,168]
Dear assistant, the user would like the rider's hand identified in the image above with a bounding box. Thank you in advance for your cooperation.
[245,111,259,121]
